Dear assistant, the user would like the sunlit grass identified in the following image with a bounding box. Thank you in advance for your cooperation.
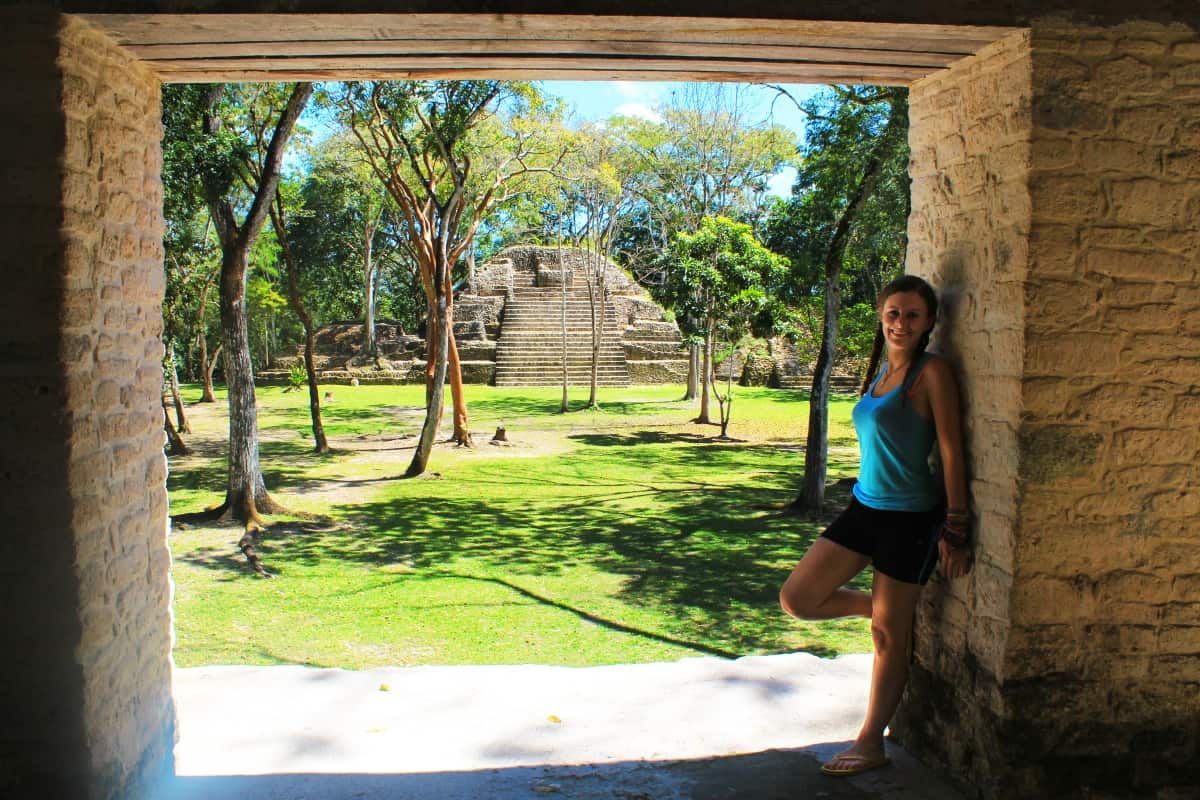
[168,382,869,668]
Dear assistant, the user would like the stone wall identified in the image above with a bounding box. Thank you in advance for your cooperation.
[0,13,173,800]
[898,20,1200,800]
[895,29,1032,787]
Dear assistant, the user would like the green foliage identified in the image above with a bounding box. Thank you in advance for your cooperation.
[765,86,910,363]
[287,362,307,388]
[608,85,797,281]
[653,216,788,343]
[168,384,868,668]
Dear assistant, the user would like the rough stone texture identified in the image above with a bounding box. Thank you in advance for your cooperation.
[0,12,173,800]
[897,20,1200,800]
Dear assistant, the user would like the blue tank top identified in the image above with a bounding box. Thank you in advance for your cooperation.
[851,353,942,511]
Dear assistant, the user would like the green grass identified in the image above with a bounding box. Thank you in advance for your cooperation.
[168,383,869,669]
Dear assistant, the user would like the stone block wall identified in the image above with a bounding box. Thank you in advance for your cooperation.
[0,13,173,800]
[1009,20,1200,798]
[898,20,1200,800]
[897,28,1032,778]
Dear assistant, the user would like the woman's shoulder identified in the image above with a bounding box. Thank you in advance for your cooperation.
[918,352,959,391]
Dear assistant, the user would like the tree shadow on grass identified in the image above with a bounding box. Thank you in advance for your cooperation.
[240,460,859,656]
[172,418,866,658]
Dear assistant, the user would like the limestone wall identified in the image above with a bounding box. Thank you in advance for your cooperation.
[896,30,1033,784]
[0,13,173,799]
[899,20,1200,799]
[1009,20,1200,798]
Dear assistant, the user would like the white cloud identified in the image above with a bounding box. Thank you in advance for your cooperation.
[614,102,663,122]
[767,166,797,198]
[614,81,651,99]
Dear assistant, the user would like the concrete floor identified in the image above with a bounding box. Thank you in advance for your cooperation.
[165,653,966,800]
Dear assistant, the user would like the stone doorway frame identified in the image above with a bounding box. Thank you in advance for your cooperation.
[3,8,1199,800]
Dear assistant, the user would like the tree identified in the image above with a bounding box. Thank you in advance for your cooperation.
[655,216,787,429]
[298,132,393,355]
[612,85,796,399]
[163,85,223,401]
[271,182,329,454]
[197,82,314,526]
[556,124,636,408]
[337,80,564,475]
[766,86,909,516]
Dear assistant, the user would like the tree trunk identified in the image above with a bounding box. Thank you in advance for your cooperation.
[684,342,700,401]
[204,343,222,400]
[790,98,903,516]
[559,241,569,413]
[274,199,329,454]
[447,321,472,446]
[363,230,377,356]
[217,247,280,524]
[163,392,189,456]
[696,327,713,424]
[202,80,311,529]
[169,351,190,433]
[197,283,217,402]
[408,273,451,477]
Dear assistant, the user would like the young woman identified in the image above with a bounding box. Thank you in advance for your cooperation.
[779,274,972,777]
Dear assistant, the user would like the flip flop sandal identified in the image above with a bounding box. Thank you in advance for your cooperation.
[820,753,892,777]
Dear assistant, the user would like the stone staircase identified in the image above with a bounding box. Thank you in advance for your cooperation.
[776,373,862,394]
[494,284,631,387]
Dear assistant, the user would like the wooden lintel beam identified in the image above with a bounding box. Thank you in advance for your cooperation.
[80,12,1015,50]
[129,38,964,68]
[155,65,926,85]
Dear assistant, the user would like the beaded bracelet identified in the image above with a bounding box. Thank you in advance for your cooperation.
[940,509,972,549]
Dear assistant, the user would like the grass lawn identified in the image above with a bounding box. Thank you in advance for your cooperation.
[168,382,868,669]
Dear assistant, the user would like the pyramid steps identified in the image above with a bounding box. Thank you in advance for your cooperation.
[494,282,631,387]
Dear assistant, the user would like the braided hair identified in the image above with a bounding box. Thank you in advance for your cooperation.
[858,275,940,397]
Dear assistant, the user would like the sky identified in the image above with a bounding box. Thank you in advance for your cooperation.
[540,81,823,196]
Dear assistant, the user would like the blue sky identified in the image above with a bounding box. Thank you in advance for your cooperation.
[540,81,822,196]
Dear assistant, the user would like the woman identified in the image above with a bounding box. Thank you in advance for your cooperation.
[780,274,972,777]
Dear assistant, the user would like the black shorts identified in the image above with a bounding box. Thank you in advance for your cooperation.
[821,497,943,585]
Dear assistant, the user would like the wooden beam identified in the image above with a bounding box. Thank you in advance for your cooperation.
[150,54,934,82]
[129,38,964,68]
[157,67,918,85]
[80,13,1014,50]
[79,12,1013,84]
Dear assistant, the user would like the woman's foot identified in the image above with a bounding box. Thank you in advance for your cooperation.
[819,742,891,777]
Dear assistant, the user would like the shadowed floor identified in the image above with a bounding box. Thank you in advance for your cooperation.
[166,653,965,799]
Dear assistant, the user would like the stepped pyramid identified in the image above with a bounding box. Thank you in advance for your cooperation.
[261,246,690,386]
[456,246,689,387]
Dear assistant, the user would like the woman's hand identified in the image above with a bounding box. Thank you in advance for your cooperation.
[938,539,973,579]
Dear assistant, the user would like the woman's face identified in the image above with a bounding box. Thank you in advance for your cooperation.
[880,290,934,352]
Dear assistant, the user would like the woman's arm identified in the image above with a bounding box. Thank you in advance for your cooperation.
[924,357,972,578]
[925,358,967,511]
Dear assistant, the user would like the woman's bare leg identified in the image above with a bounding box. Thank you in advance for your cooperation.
[780,538,871,620]
[823,571,923,771]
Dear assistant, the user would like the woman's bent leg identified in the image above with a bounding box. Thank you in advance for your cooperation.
[780,538,871,620]
[824,571,923,772]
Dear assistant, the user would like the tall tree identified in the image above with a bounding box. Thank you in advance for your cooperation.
[766,86,909,516]
[198,82,314,525]
[299,133,393,356]
[271,182,329,454]
[655,216,787,429]
[613,85,796,399]
[556,124,636,408]
[338,80,564,475]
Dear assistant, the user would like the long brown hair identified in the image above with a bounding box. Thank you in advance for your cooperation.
[858,275,939,396]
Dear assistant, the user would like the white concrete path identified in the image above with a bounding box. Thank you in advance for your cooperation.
[169,653,966,800]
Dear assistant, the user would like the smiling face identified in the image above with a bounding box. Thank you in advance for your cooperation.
[880,290,935,354]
